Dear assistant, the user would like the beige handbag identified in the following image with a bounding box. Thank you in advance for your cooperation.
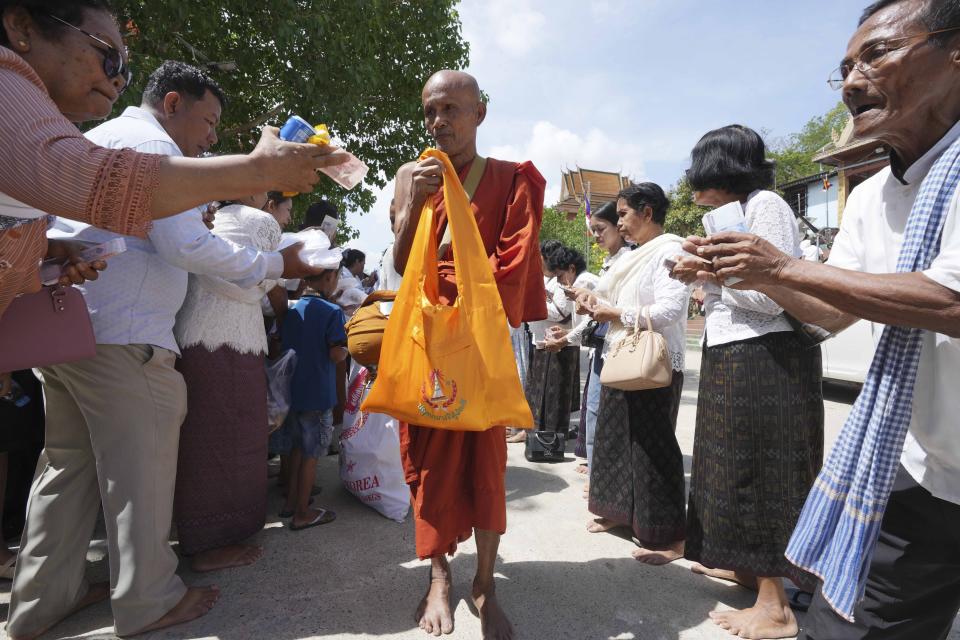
[599,306,673,391]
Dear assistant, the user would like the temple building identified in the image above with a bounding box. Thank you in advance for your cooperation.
[780,117,889,231]
[557,167,633,220]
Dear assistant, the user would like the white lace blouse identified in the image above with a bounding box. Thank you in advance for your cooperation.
[702,190,801,347]
[174,204,282,355]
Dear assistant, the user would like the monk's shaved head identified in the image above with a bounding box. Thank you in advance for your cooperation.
[420,69,486,166]
[422,69,481,104]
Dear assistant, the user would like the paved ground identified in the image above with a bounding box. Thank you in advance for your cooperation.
[2,346,957,640]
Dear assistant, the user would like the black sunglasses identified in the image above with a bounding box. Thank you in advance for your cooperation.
[47,14,133,94]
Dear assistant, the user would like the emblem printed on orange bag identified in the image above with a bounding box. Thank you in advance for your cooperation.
[417,369,466,421]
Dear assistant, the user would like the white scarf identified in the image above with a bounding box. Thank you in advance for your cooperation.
[595,232,683,304]
[594,232,683,344]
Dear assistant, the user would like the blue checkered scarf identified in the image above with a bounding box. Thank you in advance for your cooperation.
[785,136,960,621]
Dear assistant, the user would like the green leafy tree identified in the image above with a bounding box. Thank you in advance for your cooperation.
[665,178,704,238]
[768,102,850,186]
[111,1,469,233]
[539,206,604,272]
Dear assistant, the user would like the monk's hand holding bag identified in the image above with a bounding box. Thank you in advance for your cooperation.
[361,149,533,431]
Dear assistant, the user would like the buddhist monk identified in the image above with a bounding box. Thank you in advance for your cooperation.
[392,70,547,639]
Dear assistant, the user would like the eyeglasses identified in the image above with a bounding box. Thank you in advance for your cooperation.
[47,14,133,94]
[828,26,960,90]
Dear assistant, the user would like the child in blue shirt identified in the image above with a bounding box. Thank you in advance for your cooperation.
[278,269,348,530]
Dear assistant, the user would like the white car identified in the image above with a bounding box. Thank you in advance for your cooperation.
[821,319,876,385]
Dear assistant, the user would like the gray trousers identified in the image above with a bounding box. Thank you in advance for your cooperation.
[6,344,188,637]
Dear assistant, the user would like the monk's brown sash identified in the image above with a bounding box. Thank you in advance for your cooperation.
[438,155,486,258]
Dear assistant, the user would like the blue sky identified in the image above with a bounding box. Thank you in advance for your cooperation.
[348,0,867,263]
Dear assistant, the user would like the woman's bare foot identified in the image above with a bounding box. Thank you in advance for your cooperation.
[471,584,513,640]
[575,463,588,474]
[189,544,262,573]
[9,582,110,640]
[691,563,759,590]
[586,517,619,533]
[632,541,684,566]
[709,603,798,639]
[127,586,220,636]
[415,574,453,636]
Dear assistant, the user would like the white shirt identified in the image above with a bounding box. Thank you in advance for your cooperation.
[528,273,599,346]
[608,241,690,372]
[48,107,283,353]
[376,242,403,315]
[566,246,631,348]
[528,277,566,345]
[703,190,801,347]
[827,119,960,504]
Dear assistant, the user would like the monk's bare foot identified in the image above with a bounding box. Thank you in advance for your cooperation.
[586,517,618,533]
[709,603,798,639]
[415,571,453,636]
[691,563,759,591]
[9,582,110,640]
[632,541,684,566]
[472,584,513,640]
[189,544,262,572]
[126,586,220,636]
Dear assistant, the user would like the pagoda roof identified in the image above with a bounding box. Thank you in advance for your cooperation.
[557,166,633,217]
[813,117,887,166]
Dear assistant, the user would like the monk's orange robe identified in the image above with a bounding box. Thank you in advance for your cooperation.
[400,157,547,559]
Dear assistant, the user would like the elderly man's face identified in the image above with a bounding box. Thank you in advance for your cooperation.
[422,83,485,158]
[842,0,960,143]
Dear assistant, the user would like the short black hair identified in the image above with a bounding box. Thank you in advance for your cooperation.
[540,239,564,262]
[592,201,619,227]
[617,182,670,225]
[686,125,774,196]
[0,1,114,48]
[301,200,339,230]
[141,60,227,108]
[342,248,366,268]
[546,246,587,276]
[860,0,960,45]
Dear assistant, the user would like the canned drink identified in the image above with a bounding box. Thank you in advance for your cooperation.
[279,115,316,143]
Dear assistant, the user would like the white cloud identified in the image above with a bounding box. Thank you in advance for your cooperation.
[344,178,395,267]
[487,120,647,206]
[460,0,547,59]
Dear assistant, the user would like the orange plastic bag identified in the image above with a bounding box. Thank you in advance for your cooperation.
[362,149,534,431]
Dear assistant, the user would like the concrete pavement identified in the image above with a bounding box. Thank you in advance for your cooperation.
[3,347,957,639]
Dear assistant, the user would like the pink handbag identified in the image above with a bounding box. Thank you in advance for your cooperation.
[0,285,96,372]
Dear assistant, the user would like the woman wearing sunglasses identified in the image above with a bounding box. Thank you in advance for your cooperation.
[0,1,348,639]
[0,0,347,323]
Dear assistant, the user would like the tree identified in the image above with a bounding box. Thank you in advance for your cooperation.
[111,1,470,232]
[539,206,604,272]
[768,102,850,186]
[665,178,704,239]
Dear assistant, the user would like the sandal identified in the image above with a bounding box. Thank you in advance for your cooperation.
[290,509,337,531]
[786,588,813,612]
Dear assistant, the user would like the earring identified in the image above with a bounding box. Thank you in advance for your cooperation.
[18,40,27,48]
